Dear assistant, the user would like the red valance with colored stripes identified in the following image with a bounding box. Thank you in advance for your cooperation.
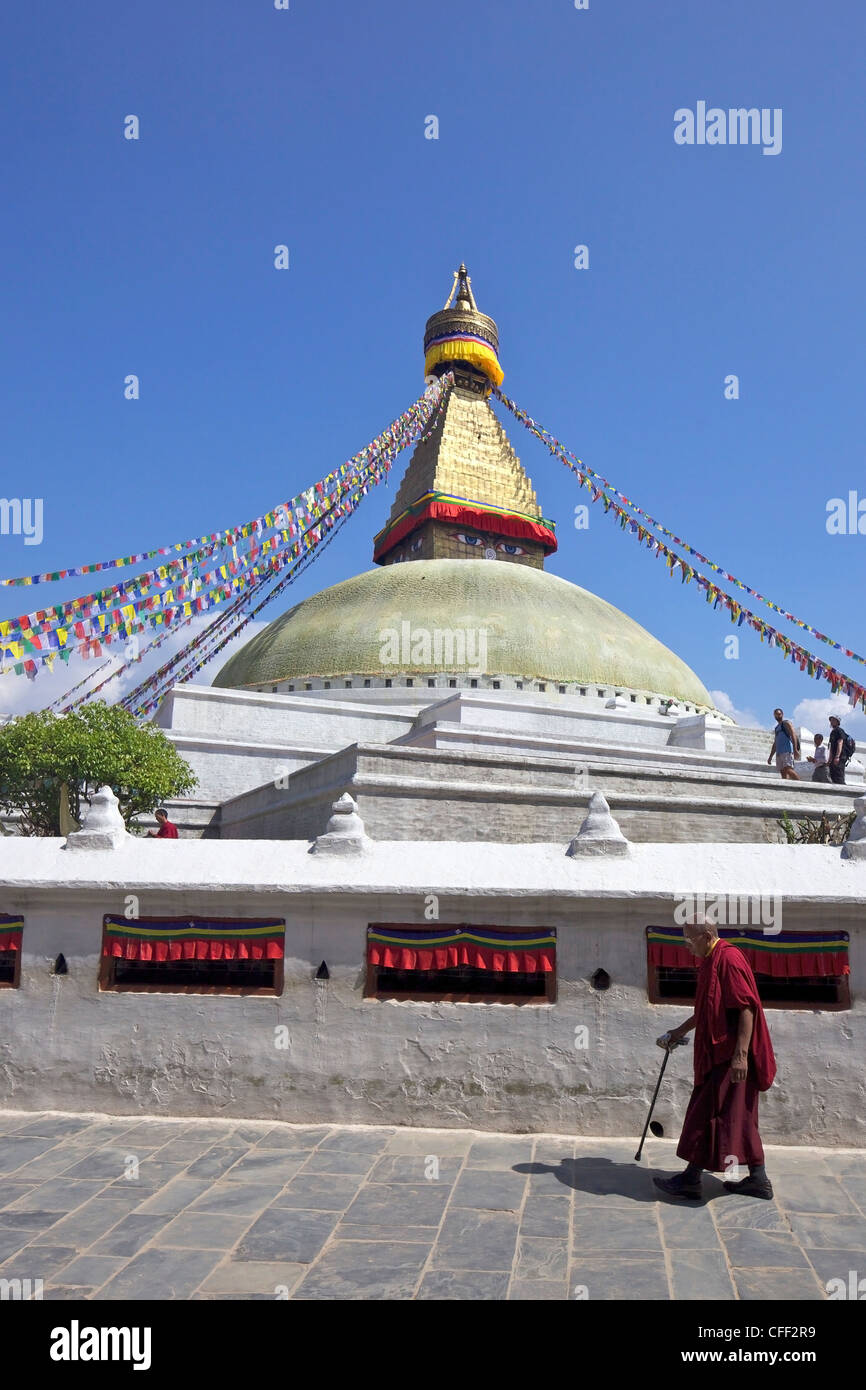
[373,492,558,561]
[102,916,285,962]
[0,916,23,952]
[368,926,556,974]
[646,927,849,978]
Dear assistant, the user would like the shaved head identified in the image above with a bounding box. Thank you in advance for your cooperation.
[683,915,718,958]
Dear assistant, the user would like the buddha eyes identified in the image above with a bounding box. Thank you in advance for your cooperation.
[410,536,423,552]
[454,533,526,556]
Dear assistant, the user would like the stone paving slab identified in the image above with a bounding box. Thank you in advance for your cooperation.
[0,1109,863,1300]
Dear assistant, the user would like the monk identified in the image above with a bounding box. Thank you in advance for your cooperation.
[653,918,777,1200]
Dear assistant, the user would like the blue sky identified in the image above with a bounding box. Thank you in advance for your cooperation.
[1,0,864,737]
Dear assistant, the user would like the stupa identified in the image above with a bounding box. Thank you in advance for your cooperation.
[150,268,861,846]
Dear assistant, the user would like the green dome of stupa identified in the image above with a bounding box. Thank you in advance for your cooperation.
[213,558,715,708]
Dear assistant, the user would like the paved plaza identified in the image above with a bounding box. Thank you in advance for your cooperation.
[0,1110,863,1300]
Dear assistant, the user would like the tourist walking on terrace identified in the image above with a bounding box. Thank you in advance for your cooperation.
[767,707,800,780]
[148,808,179,838]
[653,916,777,1202]
[828,715,852,785]
[807,733,831,783]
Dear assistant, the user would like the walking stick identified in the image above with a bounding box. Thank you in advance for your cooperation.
[635,1034,689,1161]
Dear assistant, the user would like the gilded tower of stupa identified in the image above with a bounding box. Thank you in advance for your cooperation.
[373,266,557,570]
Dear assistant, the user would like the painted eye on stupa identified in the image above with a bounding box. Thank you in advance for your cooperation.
[497,542,526,556]
[410,536,423,552]
[456,533,483,546]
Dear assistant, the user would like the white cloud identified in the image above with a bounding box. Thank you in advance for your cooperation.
[792,695,866,740]
[708,689,764,729]
[0,617,266,721]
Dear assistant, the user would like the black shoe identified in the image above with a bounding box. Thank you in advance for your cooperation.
[723,1173,773,1200]
[653,1172,703,1200]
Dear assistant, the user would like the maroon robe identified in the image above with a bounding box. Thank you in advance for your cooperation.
[676,940,776,1171]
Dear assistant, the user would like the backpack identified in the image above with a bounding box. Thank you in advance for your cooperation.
[842,731,856,762]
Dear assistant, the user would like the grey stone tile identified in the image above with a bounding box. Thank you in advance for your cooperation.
[508,1279,568,1300]
[59,1148,159,1181]
[301,1151,377,1176]
[519,1196,571,1238]
[29,1197,134,1250]
[12,1116,94,1140]
[236,1208,339,1263]
[199,1259,306,1295]
[573,1207,662,1253]
[114,1122,197,1145]
[416,1269,510,1299]
[834,1157,866,1177]
[257,1127,333,1150]
[52,1255,130,1288]
[3,1145,100,1180]
[145,1138,219,1162]
[0,1182,38,1207]
[0,1245,79,1280]
[293,1240,429,1300]
[733,1267,827,1301]
[775,1177,857,1216]
[132,1177,213,1216]
[221,1151,308,1183]
[451,1170,527,1212]
[91,1213,170,1257]
[764,1151,831,1175]
[802,1248,866,1294]
[44,1286,96,1300]
[669,1248,736,1300]
[100,1161,188,1195]
[344,1183,450,1227]
[721,1230,809,1268]
[5,1180,107,1214]
[787,1214,866,1250]
[712,1196,789,1230]
[0,1112,39,1134]
[0,1229,37,1263]
[433,1211,520,1271]
[69,1123,144,1148]
[658,1201,722,1249]
[152,1213,253,1249]
[184,1146,251,1180]
[0,1211,68,1234]
[515,1237,568,1281]
[570,1163,657,1206]
[333,1223,437,1244]
[0,1137,59,1173]
[187,1181,286,1218]
[570,1254,670,1301]
[368,1154,461,1185]
[98,1247,221,1300]
[385,1130,474,1157]
[316,1130,394,1156]
[270,1174,361,1212]
[839,1175,866,1212]
[466,1137,535,1168]
[226,1126,271,1143]
[193,1291,274,1300]
[533,1139,576,1162]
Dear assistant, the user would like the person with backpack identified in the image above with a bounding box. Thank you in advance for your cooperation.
[828,716,855,785]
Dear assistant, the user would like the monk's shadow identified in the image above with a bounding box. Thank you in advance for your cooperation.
[516,1157,726,1205]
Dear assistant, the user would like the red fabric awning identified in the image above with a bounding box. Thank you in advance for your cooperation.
[368,942,554,974]
[647,938,848,979]
[0,931,22,952]
[104,938,283,962]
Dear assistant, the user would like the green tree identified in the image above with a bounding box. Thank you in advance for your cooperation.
[0,702,198,836]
